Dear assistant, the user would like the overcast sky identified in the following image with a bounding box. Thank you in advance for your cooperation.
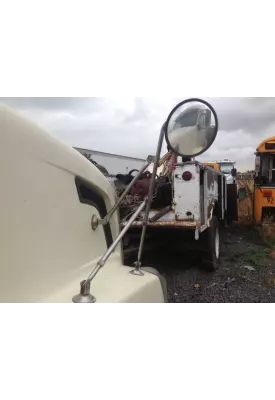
[1,97,275,171]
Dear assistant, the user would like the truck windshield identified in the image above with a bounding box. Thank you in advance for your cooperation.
[220,163,234,174]
[175,110,199,128]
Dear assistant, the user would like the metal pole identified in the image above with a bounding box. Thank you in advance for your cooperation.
[86,199,147,284]
[134,124,166,269]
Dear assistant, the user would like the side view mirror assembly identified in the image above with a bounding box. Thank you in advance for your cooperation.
[165,99,218,158]
[73,98,220,303]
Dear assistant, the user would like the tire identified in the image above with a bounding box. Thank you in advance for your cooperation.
[200,216,220,271]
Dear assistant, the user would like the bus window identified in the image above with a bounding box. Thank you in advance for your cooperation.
[261,154,269,178]
[265,143,275,150]
[271,155,275,183]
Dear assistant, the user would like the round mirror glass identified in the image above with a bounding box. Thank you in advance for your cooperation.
[165,99,218,158]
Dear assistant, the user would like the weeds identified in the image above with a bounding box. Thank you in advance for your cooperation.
[244,247,270,268]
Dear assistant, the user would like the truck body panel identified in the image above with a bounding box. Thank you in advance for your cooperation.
[121,161,227,238]
[0,104,166,303]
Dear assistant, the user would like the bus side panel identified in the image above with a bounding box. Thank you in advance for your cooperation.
[254,187,275,224]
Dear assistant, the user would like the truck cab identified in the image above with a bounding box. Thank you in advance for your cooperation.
[204,160,237,184]
[0,104,167,303]
[217,160,237,184]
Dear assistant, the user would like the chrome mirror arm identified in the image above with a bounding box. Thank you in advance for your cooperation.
[130,124,167,275]
[72,199,147,303]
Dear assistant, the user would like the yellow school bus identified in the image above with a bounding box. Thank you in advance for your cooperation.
[254,136,275,224]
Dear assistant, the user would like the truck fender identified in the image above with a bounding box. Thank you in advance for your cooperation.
[141,267,168,303]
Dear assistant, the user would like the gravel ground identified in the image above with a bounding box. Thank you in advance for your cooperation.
[125,225,275,303]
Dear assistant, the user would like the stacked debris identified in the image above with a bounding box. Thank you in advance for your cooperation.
[113,152,176,223]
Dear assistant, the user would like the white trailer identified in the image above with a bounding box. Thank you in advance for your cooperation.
[74,147,145,176]
[112,99,238,272]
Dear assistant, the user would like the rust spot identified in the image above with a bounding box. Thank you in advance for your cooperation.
[149,206,172,223]
[122,220,200,229]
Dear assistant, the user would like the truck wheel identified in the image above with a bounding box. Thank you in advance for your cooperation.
[201,216,220,271]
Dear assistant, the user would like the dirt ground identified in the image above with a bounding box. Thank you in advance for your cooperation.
[125,224,275,303]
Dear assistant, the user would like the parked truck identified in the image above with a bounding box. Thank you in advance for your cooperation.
[217,159,237,184]
[204,159,237,184]
[203,159,238,224]
[114,99,238,271]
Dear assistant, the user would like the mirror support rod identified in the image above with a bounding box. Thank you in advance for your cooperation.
[72,199,147,303]
[130,124,166,274]
[98,156,154,226]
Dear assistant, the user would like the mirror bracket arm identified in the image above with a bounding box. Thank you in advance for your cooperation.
[133,123,167,270]
[73,199,147,303]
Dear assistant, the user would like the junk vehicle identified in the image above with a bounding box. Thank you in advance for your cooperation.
[75,147,146,176]
[203,159,238,224]
[82,153,110,176]
[254,136,275,224]
[0,104,167,303]
[217,160,237,184]
[114,99,238,271]
[81,153,118,191]
[204,159,237,184]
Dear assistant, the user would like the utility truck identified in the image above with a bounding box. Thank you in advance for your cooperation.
[114,99,238,271]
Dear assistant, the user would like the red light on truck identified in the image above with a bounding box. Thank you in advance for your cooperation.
[263,191,272,198]
[182,171,192,181]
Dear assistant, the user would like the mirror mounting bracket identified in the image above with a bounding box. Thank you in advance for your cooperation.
[72,280,96,303]
[129,261,144,276]
[72,199,147,303]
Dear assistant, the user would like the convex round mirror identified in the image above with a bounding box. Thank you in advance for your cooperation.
[165,98,218,158]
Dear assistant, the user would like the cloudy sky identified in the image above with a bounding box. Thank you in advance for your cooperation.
[1,97,275,171]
